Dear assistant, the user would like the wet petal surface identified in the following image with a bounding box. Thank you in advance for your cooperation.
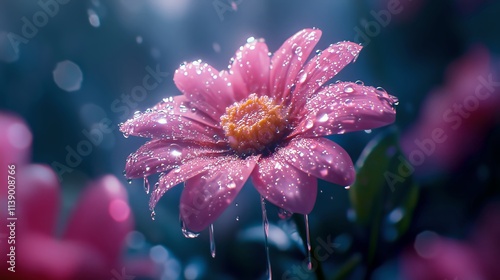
[180,155,259,232]
[292,82,397,138]
[279,138,355,186]
[125,139,229,179]
[251,153,317,214]
[270,28,322,104]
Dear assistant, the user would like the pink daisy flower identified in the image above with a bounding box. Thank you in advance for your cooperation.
[120,28,397,234]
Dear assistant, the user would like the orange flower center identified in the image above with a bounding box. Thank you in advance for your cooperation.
[220,94,287,155]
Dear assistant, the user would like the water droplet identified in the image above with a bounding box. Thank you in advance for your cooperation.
[53,60,83,92]
[169,144,182,157]
[304,214,312,270]
[295,46,303,56]
[344,85,354,93]
[236,216,240,221]
[278,208,293,220]
[261,196,272,280]
[136,36,143,44]
[390,95,399,106]
[151,210,156,220]
[305,120,314,129]
[87,9,100,28]
[364,129,372,134]
[344,185,351,190]
[209,224,216,258]
[317,113,329,123]
[127,179,132,184]
[143,177,150,194]
[355,80,364,85]
[227,181,236,189]
[181,219,200,238]
[246,37,255,43]
[298,72,307,83]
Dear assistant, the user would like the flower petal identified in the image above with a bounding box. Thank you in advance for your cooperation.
[119,109,225,145]
[149,156,222,211]
[270,28,322,103]
[280,138,355,186]
[125,139,229,179]
[63,175,133,265]
[174,61,236,119]
[229,39,270,99]
[251,153,317,214]
[291,82,397,138]
[151,95,219,128]
[179,155,259,232]
[291,42,362,115]
[18,164,60,235]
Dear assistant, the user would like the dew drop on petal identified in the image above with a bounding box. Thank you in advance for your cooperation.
[355,80,364,85]
[181,219,200,238]
[53,60,83,92]
[317,113,329,123]
[344,85,354,93]
[209,224,216,258]
[305,120,314,129]
[169,144,182,157]
[278,208,293,220]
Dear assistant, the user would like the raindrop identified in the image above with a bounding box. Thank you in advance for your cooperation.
[261,196,272,280]
[181,219,200,238]
[278,208,293,220]
[209,224,216,258]
[212,42,221,53]
[343,85,354,93]
[317,113,329,123]
[143,177,150,194]
[295,46,303,56]
[151,210,156,220]
[87,9,100,27]
[304,215,312,270]
[53,60,83,92]
[169,144,182,157]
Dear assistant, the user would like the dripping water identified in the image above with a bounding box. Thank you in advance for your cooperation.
[143,177,150,194]
[261,196,272,279]
[304,214,312,270]
[209,224,216,258]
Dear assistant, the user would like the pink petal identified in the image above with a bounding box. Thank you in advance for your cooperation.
[18,164,60,235]
[270,28,322,103]
[151,95,219,128]
[291,82,397,138]
[290,42,363,115]
[125,139,229,179]
[149,156,222,211]
[63,175,133,266]
[174,61,236,119]
[119,109,225,145]
[17,234,107,280]
[229,39,270,99]
[180,155,259,232]
[251,153,317,214]
[280,138,355,186]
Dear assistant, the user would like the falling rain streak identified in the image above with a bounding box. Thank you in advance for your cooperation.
[304,215,313,270]
[209,224,216,258]
[261,196,272,280]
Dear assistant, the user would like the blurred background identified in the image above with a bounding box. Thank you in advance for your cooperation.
[1,0,499,279]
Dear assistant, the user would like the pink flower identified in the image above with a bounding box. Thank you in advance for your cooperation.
[0,113,156,280]
[120,28,397,232]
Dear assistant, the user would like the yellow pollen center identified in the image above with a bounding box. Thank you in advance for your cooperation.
[220,94,287,155]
